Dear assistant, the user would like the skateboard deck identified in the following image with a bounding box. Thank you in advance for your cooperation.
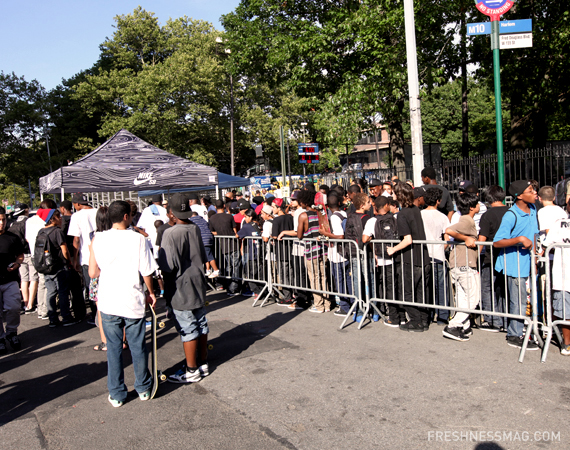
[149,305,166,399]
[313,192,331,235]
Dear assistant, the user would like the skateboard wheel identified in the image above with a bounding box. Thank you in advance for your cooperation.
[160,374,167,381]
[208,344,213,350]
[158,321,165,329]
[205,301,210,307]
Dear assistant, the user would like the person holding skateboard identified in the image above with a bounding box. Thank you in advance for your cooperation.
[158,193,210,383]
[89,201,158,408]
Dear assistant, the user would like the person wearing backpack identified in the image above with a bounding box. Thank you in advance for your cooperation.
[363,196,402,327]
[318,193,350,316]
[35,209,77,328]
[387,182,431,332]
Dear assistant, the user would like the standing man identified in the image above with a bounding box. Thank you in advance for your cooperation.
[158,194,210,383]
[188,193,209,222]
[0,207,25,354]
[421,167,455,220]
[137,194,169,257]
[68,193,97,323]
[89,201,157,407]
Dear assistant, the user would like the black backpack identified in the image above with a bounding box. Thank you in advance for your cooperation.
[343,213,367,258]
[554,178,569,206]
[33,228,59,275]
[374,212,398,258]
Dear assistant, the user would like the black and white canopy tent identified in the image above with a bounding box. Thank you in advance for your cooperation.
[39,129,218,197]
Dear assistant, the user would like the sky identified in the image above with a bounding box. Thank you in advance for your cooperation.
[0,0,241,91]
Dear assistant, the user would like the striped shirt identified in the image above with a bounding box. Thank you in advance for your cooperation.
[303,211,322,260]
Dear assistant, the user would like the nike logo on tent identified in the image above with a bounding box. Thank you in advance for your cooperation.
[133,171,155,186]
[133,178,151,186]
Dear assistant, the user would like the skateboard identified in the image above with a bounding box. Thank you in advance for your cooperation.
[313,192,331,236]
[149,305,166,399]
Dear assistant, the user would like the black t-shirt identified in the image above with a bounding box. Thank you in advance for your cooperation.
[0,231,25,285]
[479,205,509,266]
[396,206,429,266]
[156,222,173,247]
[426,184,454,216]
[60,215,74,249]
[44,227,68,270]
[209,213,236,236]
[272,214,294,260]
[238,222,261,260]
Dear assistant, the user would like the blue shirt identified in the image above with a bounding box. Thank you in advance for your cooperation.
[493,203,538,277]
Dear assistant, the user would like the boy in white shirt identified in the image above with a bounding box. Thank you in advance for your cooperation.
[89,201,157,407]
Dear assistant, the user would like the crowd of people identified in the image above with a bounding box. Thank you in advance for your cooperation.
[1,167,569,407]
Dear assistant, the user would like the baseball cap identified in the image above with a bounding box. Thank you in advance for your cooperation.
[458,180,473,191]
[261,204,274,217]
[72,193,89,205]
[253,196,264,205]
[187,193,199,201]
[265,193,275,199]
[290,190,300,200]
[273,198,284,208]
[37,209,56,223]
[151,194,162,203]
[13,204,28,216]
[508,180,531,198]
[238,200,250,210]
[255,204,264,215]
[169,193,193,219]
[369,179,382,187]
[413,187,426,199]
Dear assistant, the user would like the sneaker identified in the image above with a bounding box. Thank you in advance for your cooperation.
[61,318,78,327]
[506,336,539,350]
[277,299,294,306]
[242,291,255,297]
[38,314,49,320]
[205,269,212,276]
[353,313,363,323]
[139,390,151,401]
[167,367,202,384]
[443,326,469,342]
[372,313,380,322]
[199,362,209,377]
[216,285,224,291]
[333,308,349,317]
[383,319,400,328]
[108,395,123,408]
[399,321,424,332]
[561,344,570,356]
[479,322,500,333]
[422,321,430,331]
[287,303,303,310]
[308,306,324,314]
[463,326,473,337]
[0,339,7,355]
[25,307,36,314]
[208,270,219,279]
[227,292,239,297]
[86,317,96,325]
[49,320,60,328]
[5,333,21,351]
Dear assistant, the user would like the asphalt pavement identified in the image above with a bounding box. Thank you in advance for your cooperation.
[1,288,568,450]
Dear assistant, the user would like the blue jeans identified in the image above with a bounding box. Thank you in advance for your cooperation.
[331,261,352,312]
[506,276,527,338]
[432,260,449,322]
[350,258,361,301]
[45,268,72,321]
[101,312,152,402]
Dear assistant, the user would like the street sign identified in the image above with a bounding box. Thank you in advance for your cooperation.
[500,33,533,49]
[298,143,320,164]
[467,22,491,35]
[467,19,531,36]
[475,0,514,19]
[500,19,532,33]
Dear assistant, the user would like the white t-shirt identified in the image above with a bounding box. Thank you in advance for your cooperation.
[137,204,169,256]
[92,229,157,319]
[543,218,570,292]
[67,208,98,266]
[421,209,450,262]
[363,216,392,266]
[538,204,567,232]
[328,210,347,263]
[25,215,46,257]
[191,204,209,222]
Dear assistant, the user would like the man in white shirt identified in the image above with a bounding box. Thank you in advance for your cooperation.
[137,195,169,257]
[89,200,157,407]
[188,193,209,222]
[538,186,567,234]
[67,193,98,322]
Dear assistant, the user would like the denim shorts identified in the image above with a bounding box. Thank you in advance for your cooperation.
[553,291,570,319]
[204,245,214,262]
[172,306,209,342]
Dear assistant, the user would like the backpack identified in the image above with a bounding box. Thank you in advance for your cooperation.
[331,211,347,233]
[554,178,569,206]
[343,213,367,258]
[374,213,398,258]
[33,228,60,275]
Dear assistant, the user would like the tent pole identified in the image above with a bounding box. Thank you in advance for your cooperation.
[61,188,64,203]
[216,184,219,200]
[40,193,44,202]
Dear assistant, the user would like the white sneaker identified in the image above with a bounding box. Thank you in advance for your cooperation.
[199,362,209,377]
[108,395,123,408]
[205,269,212,276]
[208,270,219,279]
[167,367,202,384]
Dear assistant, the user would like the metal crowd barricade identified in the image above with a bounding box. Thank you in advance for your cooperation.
[265,236,365,327]
[365,239,540,362]
[540,243,570,362]
[213,235,268,300]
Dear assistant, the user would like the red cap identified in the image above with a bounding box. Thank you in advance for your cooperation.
[255,204,263,215]
[36,209,55,223]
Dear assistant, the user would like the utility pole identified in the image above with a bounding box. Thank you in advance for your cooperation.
[403,0,424,187]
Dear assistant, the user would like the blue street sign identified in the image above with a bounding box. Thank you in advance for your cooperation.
[467,19,532,36]
[499,19,532,33]
[467,22,491,35]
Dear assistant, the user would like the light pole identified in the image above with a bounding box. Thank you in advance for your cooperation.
[301,122,308,177]
[216,37,235,176]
